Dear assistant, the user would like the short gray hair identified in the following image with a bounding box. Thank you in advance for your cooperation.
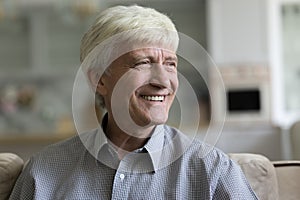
[80,5,179,107]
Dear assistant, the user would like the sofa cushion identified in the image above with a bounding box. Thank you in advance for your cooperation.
[273,161,300,200]
[0,153,24,200]
[229,153,279,200]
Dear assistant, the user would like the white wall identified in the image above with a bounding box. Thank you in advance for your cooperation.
[207,0,269,65]
[206,0,286,160]
[216,124,282,160]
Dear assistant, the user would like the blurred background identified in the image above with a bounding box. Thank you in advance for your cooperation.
[1,0,300,161]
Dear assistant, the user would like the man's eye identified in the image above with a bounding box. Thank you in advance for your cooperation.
[134,60,150,67]
[165,62,177,68]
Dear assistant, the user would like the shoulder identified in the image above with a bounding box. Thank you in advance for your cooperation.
[29,129,99,168]
[162,125,232,167]
[188,137,236,173]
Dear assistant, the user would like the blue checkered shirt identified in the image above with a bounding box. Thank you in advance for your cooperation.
[10,125,258,199]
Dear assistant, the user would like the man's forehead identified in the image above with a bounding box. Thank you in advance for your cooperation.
[128,47,177,57]
[109,47,178,68]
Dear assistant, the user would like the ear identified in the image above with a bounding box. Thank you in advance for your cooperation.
[87,69,108,96]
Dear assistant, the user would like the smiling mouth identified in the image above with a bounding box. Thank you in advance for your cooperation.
[141,95,165,102]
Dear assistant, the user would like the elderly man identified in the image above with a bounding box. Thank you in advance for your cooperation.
[10,5,258,199]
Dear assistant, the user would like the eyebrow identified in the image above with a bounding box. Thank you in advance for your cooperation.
[132,55,178,63]
[164,56,178,62]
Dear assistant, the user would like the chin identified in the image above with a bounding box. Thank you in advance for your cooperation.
[134,113,168,127]
[149,115,168,125]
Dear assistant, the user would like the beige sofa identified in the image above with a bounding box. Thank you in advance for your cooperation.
[1,152,300,200]
[228,153,300,200]
[0,153,23,200]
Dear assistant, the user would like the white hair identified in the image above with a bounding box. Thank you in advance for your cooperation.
[80,5,179,107]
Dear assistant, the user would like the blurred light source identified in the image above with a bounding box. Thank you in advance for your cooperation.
[72,0,99,19]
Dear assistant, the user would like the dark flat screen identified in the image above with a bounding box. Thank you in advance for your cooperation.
[227,89,261,112]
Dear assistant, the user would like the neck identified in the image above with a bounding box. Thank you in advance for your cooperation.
[105,115,155,159]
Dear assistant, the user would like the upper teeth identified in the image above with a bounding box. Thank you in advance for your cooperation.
[142,95,164,101]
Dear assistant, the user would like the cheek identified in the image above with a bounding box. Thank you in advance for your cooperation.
[128,71,150,87]
[110,71,148,100]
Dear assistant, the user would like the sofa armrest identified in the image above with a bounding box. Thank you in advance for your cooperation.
[273,161,300,200]
[229,153,279,200]
[0,153,24,200]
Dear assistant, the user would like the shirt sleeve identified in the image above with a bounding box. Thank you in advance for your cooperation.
[212,157,259,200]
[9,158,35,200]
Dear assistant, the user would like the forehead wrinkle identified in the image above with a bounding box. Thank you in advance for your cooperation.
[129,48,177,63]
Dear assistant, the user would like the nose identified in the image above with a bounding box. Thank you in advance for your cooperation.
[149,63,171,89]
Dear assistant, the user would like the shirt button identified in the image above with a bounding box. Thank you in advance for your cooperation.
[120,174,125,180]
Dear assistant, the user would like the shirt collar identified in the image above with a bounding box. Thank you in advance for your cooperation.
[88,113,165,172]
[143,125,165,172]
